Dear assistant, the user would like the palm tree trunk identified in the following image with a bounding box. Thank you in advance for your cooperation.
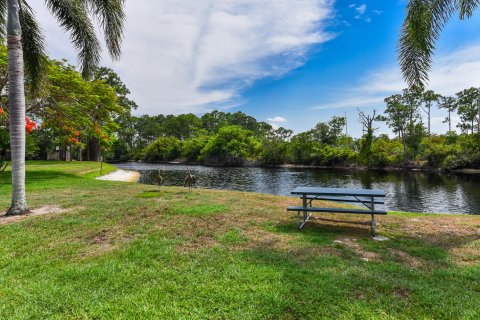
[6,0,29,216]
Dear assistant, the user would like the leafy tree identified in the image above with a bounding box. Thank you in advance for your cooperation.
[182,133,209,162]
[163,114,202,140]
[201,110,228,132]
[3,0,125,215]
[419,135,460,168]
[456,87,480,135]
[143,136,183,162]
[438,96,457,132]
[289,132,317,165]
[94,67,138,113]
[382,94,411,163]
[201,126,259,166]
[370,135,404,168]
[133,115,165,147]
[311,116,346,145]
[399,0,480,87]
[261,127,292,165]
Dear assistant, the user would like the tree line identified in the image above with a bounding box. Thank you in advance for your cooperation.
[1,46,479,170]
[115,86,479,169]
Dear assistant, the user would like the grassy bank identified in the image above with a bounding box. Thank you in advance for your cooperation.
[0,161,479,319]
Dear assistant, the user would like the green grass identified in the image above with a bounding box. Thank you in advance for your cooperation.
[0,161,479,319]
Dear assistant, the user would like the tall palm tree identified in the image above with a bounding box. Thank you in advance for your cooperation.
[399,0,479,88]
[4,0,125,216]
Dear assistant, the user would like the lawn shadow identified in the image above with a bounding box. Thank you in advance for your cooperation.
[1,171,84,186]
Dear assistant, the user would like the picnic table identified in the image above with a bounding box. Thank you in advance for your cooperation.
[287,187,387,236]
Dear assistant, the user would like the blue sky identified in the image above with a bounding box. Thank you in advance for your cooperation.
[31,0,480,136]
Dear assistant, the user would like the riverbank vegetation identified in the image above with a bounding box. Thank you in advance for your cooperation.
[0,161,479,318]
[1,47,480,170]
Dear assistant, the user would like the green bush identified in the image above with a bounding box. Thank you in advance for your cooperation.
[419,136,458,168]
[200,126,259,166]
[182,135,209,162]
[370,137,404,168]
[143,136,183,162]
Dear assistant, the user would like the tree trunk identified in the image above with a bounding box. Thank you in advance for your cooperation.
[6,0,29,215]
[448,111,451,132]
[477,97,480,133]
[427,103,431,135]
[401,133,407,167]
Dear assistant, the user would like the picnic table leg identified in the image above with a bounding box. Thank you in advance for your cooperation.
[302,194,308,226]
[370,196,376,237]
[370,214,376,237]
[297,210,300,228]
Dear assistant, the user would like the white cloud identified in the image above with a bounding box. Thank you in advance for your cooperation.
[356,4,367,15]
[267,116,287,123]
[351,3,371,22]
[360,43,480,96]
[29,0,335,115]
[312,42,480,134]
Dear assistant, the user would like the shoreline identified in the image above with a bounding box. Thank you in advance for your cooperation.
[110,160,480,174]
[96,169,140,182]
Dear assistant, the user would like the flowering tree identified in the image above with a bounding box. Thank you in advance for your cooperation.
[0,107,37,171]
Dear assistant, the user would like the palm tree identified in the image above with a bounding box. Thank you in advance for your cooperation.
[399,0,479,88]
[4,0,125,216]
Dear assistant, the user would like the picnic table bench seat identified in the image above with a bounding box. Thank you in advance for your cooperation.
[287,206,387,215]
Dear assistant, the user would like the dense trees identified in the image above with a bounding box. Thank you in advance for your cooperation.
[0,48,129,165]
[125,85,479,170]
[1,53,479,175]
[2,48,479,171]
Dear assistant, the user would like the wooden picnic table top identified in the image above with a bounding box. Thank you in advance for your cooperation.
[291,186,386,198]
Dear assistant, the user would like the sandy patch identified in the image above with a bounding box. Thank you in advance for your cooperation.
[0,205,71,225]
[96,169,140,182]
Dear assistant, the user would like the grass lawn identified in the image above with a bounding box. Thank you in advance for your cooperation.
[1,161,480,319]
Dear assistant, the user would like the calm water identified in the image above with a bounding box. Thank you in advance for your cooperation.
[115,162,480,214]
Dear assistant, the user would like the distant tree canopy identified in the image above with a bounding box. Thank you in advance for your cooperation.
[1,44,479,170]
[133,86,480,170]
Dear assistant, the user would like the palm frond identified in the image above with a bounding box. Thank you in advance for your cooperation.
[86,0,125,59]
[19,0,47,93]
[45,0,101,78]
[398,0,455,88]
[456,0,480,18]
[0,0,7,38]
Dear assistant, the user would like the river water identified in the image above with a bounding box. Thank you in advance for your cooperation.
[115,162,480,214]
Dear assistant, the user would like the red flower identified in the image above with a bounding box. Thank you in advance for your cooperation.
[25,117,37,134]
[74,130,80,136]
[71,138,79,144]
[0,107,4,116]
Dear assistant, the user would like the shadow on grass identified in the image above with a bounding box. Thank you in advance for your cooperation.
[1,171,84,186]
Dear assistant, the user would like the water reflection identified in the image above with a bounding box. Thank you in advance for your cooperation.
[115,163,480,214]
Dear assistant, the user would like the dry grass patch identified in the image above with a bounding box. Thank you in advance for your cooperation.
[334,237,381,261]
[389,248,429,268]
